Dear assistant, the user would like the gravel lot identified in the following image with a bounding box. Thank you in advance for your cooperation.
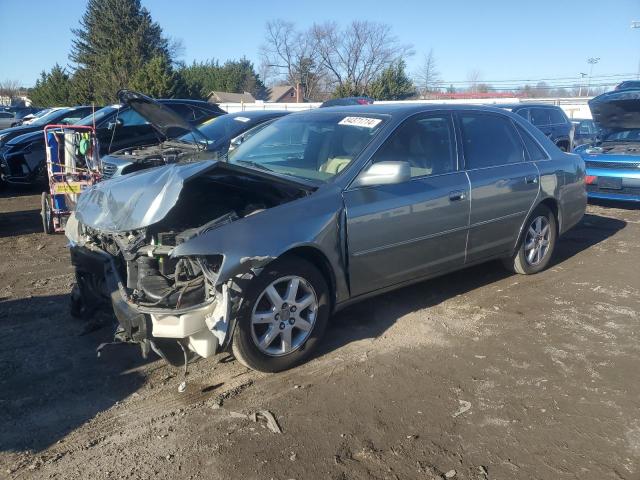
[1,188,639,480]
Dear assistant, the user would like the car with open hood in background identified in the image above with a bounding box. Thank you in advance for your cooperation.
[99,92,288,179]
[66,103,586,378]
[574,89,640,202]
[0,93,224,186]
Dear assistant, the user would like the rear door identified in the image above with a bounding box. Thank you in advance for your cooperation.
[529,107,553,139]
[344,113,470,296]
[458,111,539,263]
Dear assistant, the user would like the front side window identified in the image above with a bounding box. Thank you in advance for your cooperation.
[372,114,456,177]
[460,113,525,168]
[116,108,148,126]
[228,112,386,183]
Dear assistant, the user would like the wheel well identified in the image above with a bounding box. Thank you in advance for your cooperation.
[539,198,560,232]
[284,246,336,311]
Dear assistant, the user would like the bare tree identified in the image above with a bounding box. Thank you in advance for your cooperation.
[414,49,441,98]
[259,19,326,101]
[466,69,482,93]
[311,20,413,95]
[0,79,22,101]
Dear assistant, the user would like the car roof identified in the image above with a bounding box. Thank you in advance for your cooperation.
[298,103,519,117]
[227,110,288,118]
[497,103,562,110]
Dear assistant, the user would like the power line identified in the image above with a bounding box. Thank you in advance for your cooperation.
[432,72,634,86]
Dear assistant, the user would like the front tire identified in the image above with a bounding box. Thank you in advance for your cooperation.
[503,204,557,275]
[231,256,330,372]
[41,191,54,234]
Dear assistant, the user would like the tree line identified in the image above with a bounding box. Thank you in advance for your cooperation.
[18,0,603,107]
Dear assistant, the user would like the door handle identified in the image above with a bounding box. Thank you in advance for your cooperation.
[449,190,466,201]
[525,175,538,184]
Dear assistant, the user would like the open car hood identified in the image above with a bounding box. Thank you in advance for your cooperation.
[118,89,204,140]
[589,89,640,130]
[75,160,219,232]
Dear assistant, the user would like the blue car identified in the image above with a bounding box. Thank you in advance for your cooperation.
[574,90,640,202]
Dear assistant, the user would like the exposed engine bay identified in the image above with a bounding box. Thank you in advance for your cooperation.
[585,142,640,155]
[107,141,204,173]
[67,162,312,370]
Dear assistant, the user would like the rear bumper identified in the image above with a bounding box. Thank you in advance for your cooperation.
[585,167,640,202]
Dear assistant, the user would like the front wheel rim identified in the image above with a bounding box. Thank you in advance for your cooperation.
[250,275,318,357]
[524,215,551,266]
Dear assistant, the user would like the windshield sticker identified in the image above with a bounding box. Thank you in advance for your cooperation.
[234,116,251,123]
[338,116,382,129]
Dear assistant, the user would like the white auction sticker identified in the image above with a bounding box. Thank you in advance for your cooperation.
[234,116,250,123]
[338,116,382,128]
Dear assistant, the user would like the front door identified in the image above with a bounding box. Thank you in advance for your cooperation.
[343,113,470,297]
[457,112,539,262]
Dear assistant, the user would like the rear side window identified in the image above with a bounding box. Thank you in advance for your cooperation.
[549,108,567,125]
[372,114,456,177]
[530,108,551,127]
[516,123,548,161]
[460,113,525,168]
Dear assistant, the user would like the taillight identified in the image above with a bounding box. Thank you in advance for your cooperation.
[585,175,597,184]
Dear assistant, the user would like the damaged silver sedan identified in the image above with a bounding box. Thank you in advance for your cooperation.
[67,105,586,374]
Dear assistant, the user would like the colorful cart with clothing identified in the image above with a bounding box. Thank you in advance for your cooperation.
[41,124,101,233]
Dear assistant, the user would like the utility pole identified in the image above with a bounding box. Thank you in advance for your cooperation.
[586,57,600,96]
[578,72,587,97]
[632,21,640,79]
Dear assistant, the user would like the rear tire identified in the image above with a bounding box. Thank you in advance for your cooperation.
[41,192,53,234]
[503,204,557,275]
[232,256,330,372]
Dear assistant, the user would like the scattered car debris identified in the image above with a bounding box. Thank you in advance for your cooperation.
[227,409,282,433]
[452,400,472,418]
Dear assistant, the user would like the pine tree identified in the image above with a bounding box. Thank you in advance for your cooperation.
[29,64,74,106]
[69,0,172,103]
[367,60,415,101]
[132,56,182,98]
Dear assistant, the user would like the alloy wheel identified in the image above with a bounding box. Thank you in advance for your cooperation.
[524,216,551,266]
[250,275,318,356]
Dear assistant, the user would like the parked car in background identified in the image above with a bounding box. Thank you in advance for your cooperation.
[67,104,586,373]
[320,96,374,107]
[614,80,640,91]
[0,96,225,186]
[575,89,640,202]
[0,106,96,148]
[100,91,287,178]
[572,119,601,147]
[19,107,57,125]
[0,111,17,130]
[498,104,574,151]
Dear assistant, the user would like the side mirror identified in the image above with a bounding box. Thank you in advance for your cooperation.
[229,134,244,152]
[353,161,411,188]
[107,118,123,130]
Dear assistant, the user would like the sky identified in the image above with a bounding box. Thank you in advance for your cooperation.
[1,0,639,89]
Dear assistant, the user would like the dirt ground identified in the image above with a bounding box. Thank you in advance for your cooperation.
[0,188,639,480]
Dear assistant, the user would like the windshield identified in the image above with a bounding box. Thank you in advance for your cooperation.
[179,114,263,145]
[228,112,386,182]
[76,106,119,126]
[31,108,72,126]
[603,130,640,142]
